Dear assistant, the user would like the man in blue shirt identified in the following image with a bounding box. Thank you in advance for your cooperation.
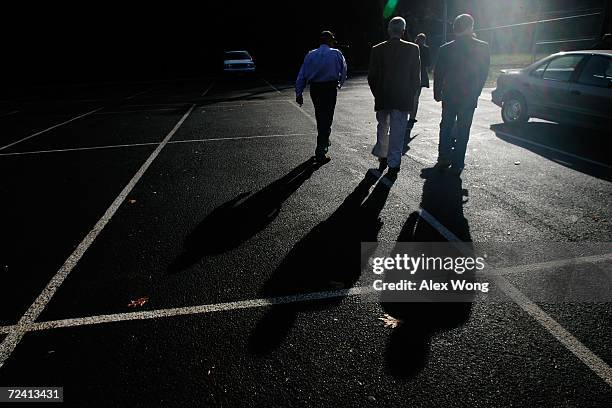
[296,31,347,162]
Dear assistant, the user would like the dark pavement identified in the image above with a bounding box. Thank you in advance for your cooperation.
[0,75,610,407]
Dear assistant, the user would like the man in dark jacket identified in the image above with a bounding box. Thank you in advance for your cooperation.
[368,16,420,177]
[434,14,490,173]
[408,33,431,126]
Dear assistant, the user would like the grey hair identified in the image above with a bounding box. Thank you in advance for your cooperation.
[453,14,474,35]
[388,17,406,38]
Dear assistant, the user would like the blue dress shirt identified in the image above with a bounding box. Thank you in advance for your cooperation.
[295,44,347,97]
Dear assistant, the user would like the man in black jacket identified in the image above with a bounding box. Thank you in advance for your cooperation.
[368,16,421,177]
[408,33,431,127]
[434,14,490,173]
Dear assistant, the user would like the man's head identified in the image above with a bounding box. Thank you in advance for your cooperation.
[415,33,427,45]
[320,31,336,46]
[453,14,474,37]
[388,16,406,39]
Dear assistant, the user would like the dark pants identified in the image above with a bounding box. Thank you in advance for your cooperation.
[309,81,337,157]
[438,103,476,169]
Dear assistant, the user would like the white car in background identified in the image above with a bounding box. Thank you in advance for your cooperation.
[223,50,256,74]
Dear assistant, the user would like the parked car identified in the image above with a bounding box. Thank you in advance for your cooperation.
[223,50,256,74]
[492,50,612,128]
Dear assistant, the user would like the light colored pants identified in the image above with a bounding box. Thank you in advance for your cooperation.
[372,109,409,169]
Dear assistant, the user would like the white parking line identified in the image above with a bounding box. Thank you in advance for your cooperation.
[0,104,195,368]
[494,129,612,170]
[124,88,153,100]
[202,100,294,108]
[0,108,103,151]
[0,253,608,333]
[0,110,19,118]
[95,108,184,115]
[286,100,316,125]
[418,206,612,387]
[123,102,192,108]
[262,78,282,94]
[0,132,327,157]
[0,287,374,334]
[202,81,215,97]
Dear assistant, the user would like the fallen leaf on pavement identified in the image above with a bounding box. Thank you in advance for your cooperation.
[378,314,402,328]
[127,297,149,308]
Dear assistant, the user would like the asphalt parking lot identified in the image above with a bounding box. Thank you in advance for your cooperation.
[0,75,610,407]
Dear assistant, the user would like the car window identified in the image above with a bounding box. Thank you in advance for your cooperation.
[577,55,612,87]
[530,61,548,78]
[542,55,584,82]
[224,52,250,60]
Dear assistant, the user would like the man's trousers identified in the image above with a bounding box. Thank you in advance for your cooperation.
[372,109,409,169]
[309,81,338,157]
[438,104,476,169]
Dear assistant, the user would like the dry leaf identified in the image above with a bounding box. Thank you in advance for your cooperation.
[127,296,149,308]
[378,314,402,328]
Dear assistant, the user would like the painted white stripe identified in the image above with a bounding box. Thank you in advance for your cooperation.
[495,274,612,387]
[124,88,153,100]
[418,208,612,388]
[0,133,322,157]
[0,110,19,118]
[0,108,103,151]
[1,287,375,334]
[495,129,612,170]
[95,108,184,115]
[0,253,607,335]
[201,81,215,97]
[172,133,311,144]
[0,104,195,368]
[262,78,282,94]
[202,100,294,108]
[0,142,162,156]
[286,100,316,125]
[123,102,192,108]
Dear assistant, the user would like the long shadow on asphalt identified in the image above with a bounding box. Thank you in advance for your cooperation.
[491,122,612,182]
[381,169,474,378]
[168,158,325,273]
[248,170,394,354]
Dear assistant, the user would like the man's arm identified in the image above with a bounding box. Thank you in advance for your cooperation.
[411,45,421,93]
[433,46,447,102]
[338,51,347,88]
[295,54,310,101]
[367,47,379,96]
[477,43,491,93]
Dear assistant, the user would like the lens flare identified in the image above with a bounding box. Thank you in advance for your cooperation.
[383,0,399,19]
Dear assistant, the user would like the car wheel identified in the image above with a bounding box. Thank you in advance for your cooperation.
[502,95,529,124]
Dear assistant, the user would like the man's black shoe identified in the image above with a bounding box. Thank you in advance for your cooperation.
[314,154,331,164]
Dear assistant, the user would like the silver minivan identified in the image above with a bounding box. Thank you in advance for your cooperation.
[492,50,612,129]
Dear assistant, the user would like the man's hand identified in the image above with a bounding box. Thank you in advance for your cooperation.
[296,95,303,106]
